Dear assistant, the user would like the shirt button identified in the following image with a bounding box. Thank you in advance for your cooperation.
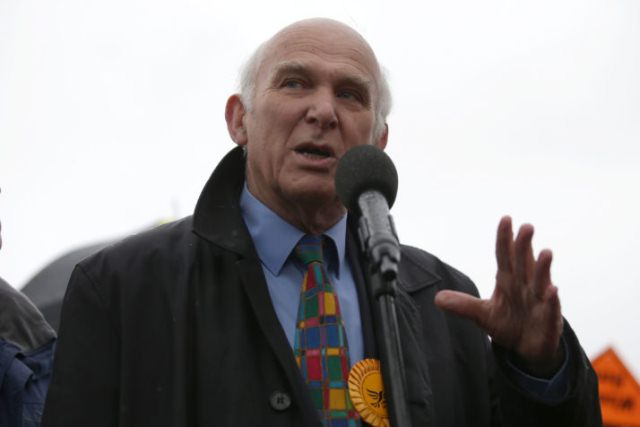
[269,391,292,411]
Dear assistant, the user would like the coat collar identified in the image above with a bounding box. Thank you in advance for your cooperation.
[192,147,257,258]
[345,215,442,294]
[397,249,442,293]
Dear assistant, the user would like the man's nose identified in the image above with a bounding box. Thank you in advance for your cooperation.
[304,89,338,130]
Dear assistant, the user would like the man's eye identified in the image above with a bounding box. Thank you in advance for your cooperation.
[282,79,304,89]
[337,89,362,102]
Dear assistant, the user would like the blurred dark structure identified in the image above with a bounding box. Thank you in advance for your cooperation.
[20,241,111,331]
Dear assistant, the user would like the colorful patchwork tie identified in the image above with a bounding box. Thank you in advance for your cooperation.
[293,234,361,427]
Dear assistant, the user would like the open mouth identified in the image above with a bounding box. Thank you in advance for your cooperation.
[294,144,334,160]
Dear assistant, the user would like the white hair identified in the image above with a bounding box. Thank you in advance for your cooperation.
[238,41,392,140]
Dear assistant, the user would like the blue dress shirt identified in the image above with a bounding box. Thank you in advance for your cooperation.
[239,186,363,366]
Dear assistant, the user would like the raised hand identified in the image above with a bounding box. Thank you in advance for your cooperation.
[434,216,564,376]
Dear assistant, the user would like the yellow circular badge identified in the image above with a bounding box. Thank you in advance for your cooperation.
[348,358,389,427]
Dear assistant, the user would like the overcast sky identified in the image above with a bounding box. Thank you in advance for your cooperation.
[1,0,639,375]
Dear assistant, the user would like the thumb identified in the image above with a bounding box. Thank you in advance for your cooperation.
[434,290,487,325]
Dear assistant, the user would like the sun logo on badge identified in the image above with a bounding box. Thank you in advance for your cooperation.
[348,358,389,427]
[367,389,385,408]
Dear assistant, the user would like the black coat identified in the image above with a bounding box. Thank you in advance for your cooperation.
[42,147,601,427]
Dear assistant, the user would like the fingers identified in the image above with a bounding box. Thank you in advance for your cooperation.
[435,290,488,326]
[534,276,564,360]
[544,283,563,340]
[533,249,554,300]
[496,216,538,292]
[495,216,514,273]
[495,216,515,294]
[514,223,535,286]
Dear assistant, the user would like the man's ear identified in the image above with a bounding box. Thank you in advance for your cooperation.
[375,123,389,150]
[225,94,248,146]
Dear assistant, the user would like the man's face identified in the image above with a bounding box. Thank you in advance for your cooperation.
[234,21,387,228]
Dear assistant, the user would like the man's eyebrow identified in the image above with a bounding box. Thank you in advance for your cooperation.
[338,75,373,94]
[268,61,309,83]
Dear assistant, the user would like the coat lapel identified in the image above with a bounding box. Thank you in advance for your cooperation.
[192,147,320,426]
[235,258,320,426]
[346,227,378,360]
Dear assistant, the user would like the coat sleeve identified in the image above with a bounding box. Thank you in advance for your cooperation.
[398,244,602,427]
[41,264,119,427]
[490,321,603,427]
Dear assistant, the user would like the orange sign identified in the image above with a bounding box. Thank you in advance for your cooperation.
[592,347,640,426]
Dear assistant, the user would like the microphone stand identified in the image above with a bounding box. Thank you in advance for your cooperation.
[357,191,412,427]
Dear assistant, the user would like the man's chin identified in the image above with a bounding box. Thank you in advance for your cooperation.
[284,183,336,205]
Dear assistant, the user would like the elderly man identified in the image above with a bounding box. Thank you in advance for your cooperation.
[42,18,601,427]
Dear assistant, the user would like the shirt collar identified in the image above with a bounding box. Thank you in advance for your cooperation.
[239,184,347,278]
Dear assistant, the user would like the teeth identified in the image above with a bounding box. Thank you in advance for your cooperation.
[297,148,330,158]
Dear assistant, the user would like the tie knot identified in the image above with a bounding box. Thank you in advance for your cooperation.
[294,234,324,265]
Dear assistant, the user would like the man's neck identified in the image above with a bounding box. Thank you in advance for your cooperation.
[246,187,346,234]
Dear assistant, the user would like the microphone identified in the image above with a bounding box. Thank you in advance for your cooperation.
[335,145,400,280]
[336,146,412,426]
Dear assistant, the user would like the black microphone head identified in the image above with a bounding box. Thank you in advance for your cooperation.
[335,144,398,213]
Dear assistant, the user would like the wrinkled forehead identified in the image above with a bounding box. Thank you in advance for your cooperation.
[257,21,382,87]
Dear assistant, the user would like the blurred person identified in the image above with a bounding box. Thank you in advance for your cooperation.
[42,19,601,427]
[1,193,57,427]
